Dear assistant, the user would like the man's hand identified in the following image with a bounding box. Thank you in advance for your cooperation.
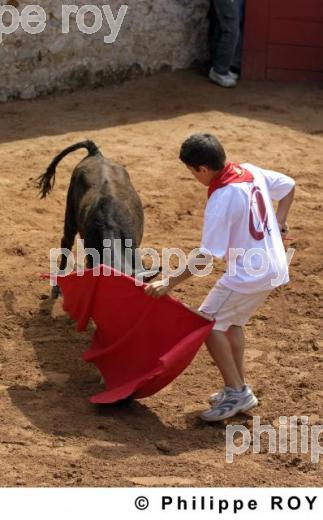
[278,221,289,239]
[144,279,170,299]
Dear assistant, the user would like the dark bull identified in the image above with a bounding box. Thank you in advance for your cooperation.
[37,140,156,297]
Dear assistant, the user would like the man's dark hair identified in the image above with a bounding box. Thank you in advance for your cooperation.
[179,133,226,170]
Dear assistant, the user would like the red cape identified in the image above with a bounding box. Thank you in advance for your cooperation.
[57,266,214,404]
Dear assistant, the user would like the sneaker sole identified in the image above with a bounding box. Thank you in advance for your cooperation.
[208,77,237,88]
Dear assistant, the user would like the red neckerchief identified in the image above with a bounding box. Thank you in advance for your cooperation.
[208,162,254,199]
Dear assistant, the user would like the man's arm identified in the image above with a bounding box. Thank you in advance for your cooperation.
[257,166,295,238]
[144,265,193,298]
[144,250,213,298]
[276,185,295,237]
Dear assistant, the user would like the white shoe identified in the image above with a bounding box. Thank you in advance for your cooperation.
[209,68,237,88]
[228,70,240,81]
[201,386,258,422]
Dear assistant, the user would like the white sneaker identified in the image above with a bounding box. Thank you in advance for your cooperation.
[209,68,237,88]
[228,70,240,81]
[201,386,258,422]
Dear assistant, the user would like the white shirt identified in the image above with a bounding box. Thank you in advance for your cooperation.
[200,163,295,294]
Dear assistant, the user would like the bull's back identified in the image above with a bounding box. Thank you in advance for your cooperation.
[72,155,144,246]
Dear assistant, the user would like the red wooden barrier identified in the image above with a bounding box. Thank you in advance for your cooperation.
[242,0,323,80]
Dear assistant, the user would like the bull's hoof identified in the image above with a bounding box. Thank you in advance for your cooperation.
[51,285,61,299]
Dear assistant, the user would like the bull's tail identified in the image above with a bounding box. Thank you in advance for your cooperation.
[36,140,101,199]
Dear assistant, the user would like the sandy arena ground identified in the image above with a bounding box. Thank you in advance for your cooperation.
[0,70,322,487]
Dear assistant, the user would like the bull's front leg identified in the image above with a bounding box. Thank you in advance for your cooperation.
[52,240,70,299]
[52,236,75,299]
[52,193,77,299]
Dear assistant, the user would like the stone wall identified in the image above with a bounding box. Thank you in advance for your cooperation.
[0,0,210,101]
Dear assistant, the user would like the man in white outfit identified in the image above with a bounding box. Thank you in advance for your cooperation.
[145,133,295,422]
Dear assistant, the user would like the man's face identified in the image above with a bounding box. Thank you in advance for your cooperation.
[187,165,216,186]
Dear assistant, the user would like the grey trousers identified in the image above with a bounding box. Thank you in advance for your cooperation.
[211,0,245,75]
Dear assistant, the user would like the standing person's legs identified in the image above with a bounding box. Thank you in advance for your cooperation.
[208,0,219,60]
[211,0,240,76]
[201,322,257,422]
[231,0,246,74]
[199,283,271,421]
[200,284,246,393]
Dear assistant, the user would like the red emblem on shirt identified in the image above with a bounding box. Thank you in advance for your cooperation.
[249,186,270,240]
